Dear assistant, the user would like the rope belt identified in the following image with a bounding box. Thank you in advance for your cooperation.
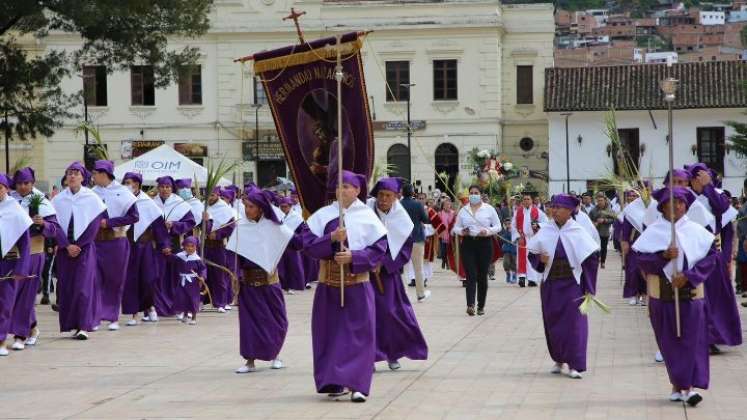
[318,259,369,288]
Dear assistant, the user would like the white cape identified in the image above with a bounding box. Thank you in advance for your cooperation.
[207,199,235,233]
[11,188,56,218]
[226,216,293,274]
[51,186,107,241]
[282,209,304,232]
[0,195,33,258]
[526,219,599,285]
[132,191,163,242]
[574,211,601,246]
[632,215,714,282]
[307,199,387,251]
[367,197,414,259]
[154,194,191,223]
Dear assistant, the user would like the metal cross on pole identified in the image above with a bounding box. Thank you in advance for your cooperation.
[283,8,307,44]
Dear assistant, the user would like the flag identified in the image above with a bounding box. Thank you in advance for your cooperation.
[253,32,374,213]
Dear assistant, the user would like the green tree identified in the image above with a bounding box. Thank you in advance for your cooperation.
[0,0,213,142]
[727,83,747,162]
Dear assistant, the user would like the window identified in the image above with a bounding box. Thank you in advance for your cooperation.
[516,65,533,105]
[613,128,640,176]
[178,65,202,105]
[131,66,155,106]
[519,137,535,152]
[386,144,410,180]
[434,143,459,196]
[433,59,457,101]
[83,66,107,107]
[385,61,410,102]
[697,127,725,174]
[254,76,267,105]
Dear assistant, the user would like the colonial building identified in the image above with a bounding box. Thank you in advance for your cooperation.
[41,0,554,193]
[544,61,747,196]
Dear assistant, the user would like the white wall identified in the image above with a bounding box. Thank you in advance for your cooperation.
[700,11,726,25]
[548,108,747,195]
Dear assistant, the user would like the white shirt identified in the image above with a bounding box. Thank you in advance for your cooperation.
[451,204,502,237]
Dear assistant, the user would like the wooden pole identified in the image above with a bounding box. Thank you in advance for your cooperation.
[667,98,681,338]
[335,34,345,308]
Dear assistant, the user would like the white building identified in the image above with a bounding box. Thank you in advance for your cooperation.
[39,0,555,194]
[644,51,678,64]
[699,11,726,25]
[545,61,747,196]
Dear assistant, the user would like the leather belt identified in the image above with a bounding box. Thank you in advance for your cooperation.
[241,268,279,287]
[647,274,704,301]
[30,235,45,255]
[136,229,154,244]
[2,248,19,261]
[318,259,369,288]
[547,258,574,280]
[96,228,127,241]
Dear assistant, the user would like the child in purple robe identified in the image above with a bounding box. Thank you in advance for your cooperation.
[633,186,718,407]
[0,173,33,357]
[277,196,307,293]
[527,194,600,380]
[172,237,207,325]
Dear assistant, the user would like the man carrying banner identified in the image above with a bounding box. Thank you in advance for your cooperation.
[512,191,548,287]
[303,171,387,403]
[367,177,428,371]
[633,187,717,406]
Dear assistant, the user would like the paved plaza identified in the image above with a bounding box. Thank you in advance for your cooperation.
[2,255,746,420]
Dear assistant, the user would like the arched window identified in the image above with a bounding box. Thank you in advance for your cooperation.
[434,143,459,197]
[386,144,410,180]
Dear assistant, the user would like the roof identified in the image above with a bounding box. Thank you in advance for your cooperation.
[544,61,747,112]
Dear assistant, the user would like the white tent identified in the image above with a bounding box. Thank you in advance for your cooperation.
[114,144,232,186]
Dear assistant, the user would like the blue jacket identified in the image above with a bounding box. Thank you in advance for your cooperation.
[498,230,516,254]
[400,197,429,243]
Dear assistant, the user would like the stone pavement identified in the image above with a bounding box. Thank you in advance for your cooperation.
[2,254,746,420]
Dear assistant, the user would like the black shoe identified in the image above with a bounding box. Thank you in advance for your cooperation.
[305,284,312,290]
[709,344,722,355]
[424,279,428,288]
[477,307,485,316]
[742,301,747,307]
[518,278,526,288]
[51,303,59,312]
[40,295,50,305]
[461,280,467,288]
[408,279,415,287]
[466,306,475,316]
[686,392,703,407]
[528,281,537,287]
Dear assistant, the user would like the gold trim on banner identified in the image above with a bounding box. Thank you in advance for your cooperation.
[254,39,363,74]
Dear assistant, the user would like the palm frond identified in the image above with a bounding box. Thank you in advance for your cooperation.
[76,122,109,160]
[200,157,238,254]
[9,156,31,174]
[603,108,649,205]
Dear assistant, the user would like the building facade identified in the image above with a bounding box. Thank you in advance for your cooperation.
[544,61,747,196]
[40,0,554,193]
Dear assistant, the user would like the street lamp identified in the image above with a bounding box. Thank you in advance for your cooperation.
[560,112,572,193]
[400,82,415,181]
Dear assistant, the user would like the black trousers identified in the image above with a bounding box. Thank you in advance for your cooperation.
[461,237,493,309]
[599,237,609,264]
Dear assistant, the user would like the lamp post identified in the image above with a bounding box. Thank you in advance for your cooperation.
[4,109,9,174]
[400,82,415,182]
[659,75,680,337]
[560,112,572,193]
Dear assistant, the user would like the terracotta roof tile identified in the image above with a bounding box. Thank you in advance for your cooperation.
[544,61,747,112]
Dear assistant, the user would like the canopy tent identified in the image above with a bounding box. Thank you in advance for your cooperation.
[113,144,232,186]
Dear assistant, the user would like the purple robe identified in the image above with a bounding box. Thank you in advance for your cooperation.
[10,215,59,338]
[705,220,743,346]
[122,217,169,315]
[237,254,293,361]
[0,230,31,340]
[635,249,718,390]
[621,219,646,298]
[303,218,387,395]
[172,255,207,315]
[278,224,307,291]
[530,242,598,372]
[374,236,428,363]
[54,212,105,332]
[153,210,196,316]
[203,220,235,308]
[95,204,139,323]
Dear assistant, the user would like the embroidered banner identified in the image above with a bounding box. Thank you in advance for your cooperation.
[253,32,374,213]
